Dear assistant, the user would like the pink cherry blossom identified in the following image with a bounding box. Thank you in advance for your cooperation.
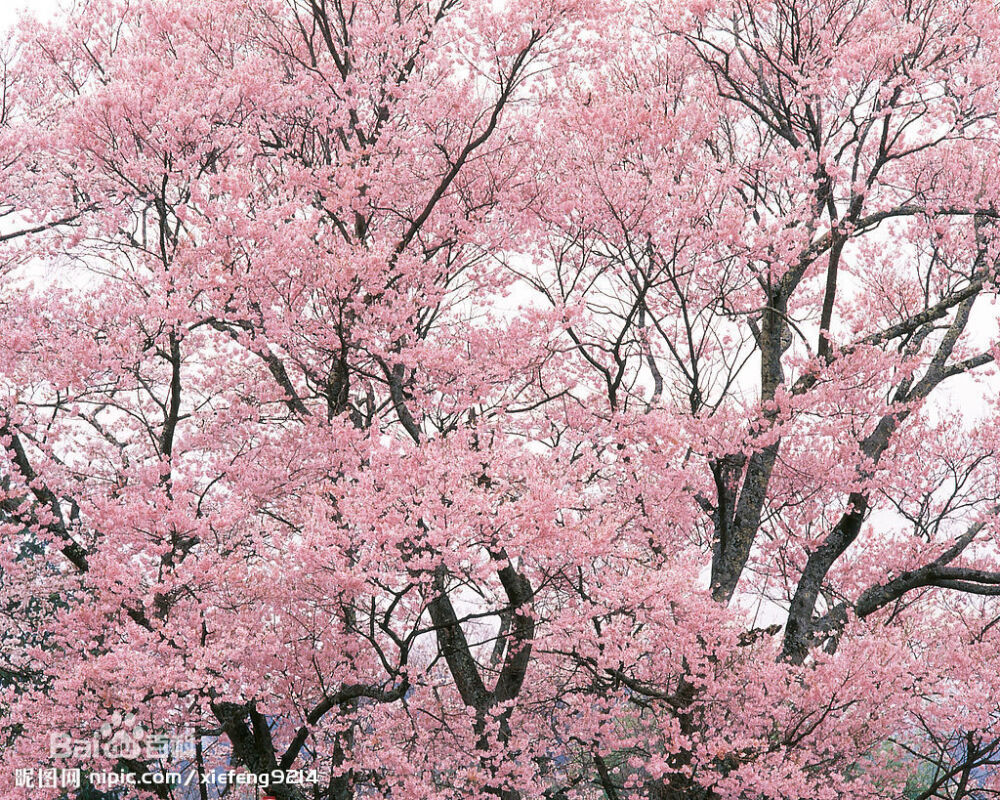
[1,0,1000,798]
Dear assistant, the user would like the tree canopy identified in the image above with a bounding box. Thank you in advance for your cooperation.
[2,0,1000,798]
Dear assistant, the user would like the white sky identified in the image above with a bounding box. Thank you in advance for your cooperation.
[0,0,61,31]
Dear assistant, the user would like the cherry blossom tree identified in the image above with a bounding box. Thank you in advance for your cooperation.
[2,0,1000,798]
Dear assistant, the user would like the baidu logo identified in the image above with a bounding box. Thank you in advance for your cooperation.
[99,712,146,759]
[50,714,194,761]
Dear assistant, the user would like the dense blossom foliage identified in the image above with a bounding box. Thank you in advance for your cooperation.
[2,0,1000,798]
